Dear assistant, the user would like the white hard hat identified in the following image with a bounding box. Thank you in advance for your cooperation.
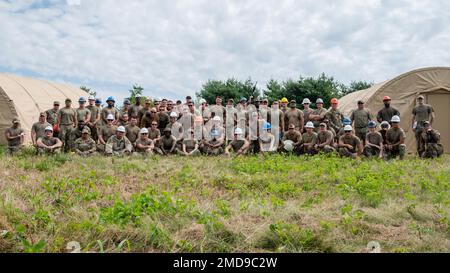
[316,98,324,104]
[117,126,126,133]
[302,98,311,104]
[344,125,353,131]
[305,121,314,129]
[234,128,243,135]
[170,112,178,118]
[199,99,206,104]
[140,128,149,134]
[212,116,221,122]
[283,140,294,152]
[391,115,401,123]
[88,96,95,100]
[107,114,115,120]
[45,126,53,132]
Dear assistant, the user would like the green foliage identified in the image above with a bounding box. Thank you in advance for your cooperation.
[342,81,374,96]
[128,84,146,104]
[263,73,347,107]
[258,221,332,253]
[80,86,96,98]
[196,78,260,104]
[21,239,46,253]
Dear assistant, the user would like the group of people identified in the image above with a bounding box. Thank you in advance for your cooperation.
[4,94,444,159]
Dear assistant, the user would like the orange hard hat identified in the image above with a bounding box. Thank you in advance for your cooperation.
[330,98,338,104]
[383,96,391,101]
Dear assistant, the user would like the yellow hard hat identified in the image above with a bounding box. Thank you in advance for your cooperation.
[281,98,289,103]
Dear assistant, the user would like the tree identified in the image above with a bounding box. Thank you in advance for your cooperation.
[80,86,96,98]
[196,78,260,104]
[264,73,345,108]
[128,84,145,104]
[340,80,374,96]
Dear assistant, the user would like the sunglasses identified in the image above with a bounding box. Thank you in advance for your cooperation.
[151,124,158,126]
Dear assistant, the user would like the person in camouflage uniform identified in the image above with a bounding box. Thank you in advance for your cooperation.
[298,122,318,155]
[76,97,91,124]
[135,128,155,156]
[363,121,383,158]
[377,96,400,124]
[74,127,97,157]
[97,114,118,153]
[280,123,302,154]
[379,121,390,145]
[225,128,250,157]
[420,121,444,158]
[105,126,132,156]
[302,99,314,132]
[128,95,143,123]
[350,100,373,144]
[86,97,100,141]
[36,126,63,155]
[411,95,435,156]
[4,118,25,155]
[125,116,140,149]
[315,123,335,153]
[384,116,406,160]
[65,121,88,152]
[57,98,77,144]
[156,128,177,155]
[325,98,344,134]
[310,98,327,132]
[101,97,120,126]
[338,125,363,159]
[284,100,304,132]
[45,101,60,138]
[31,112,51,147]
[178,130,201,156]
[204,129,224,156]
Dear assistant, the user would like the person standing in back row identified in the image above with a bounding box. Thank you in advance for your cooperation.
[411,95,435,156]
[377,96,400,124]
[350,100,373,145]
[57,98,77,144]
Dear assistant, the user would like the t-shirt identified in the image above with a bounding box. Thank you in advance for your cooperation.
[32,122,51,141]
[366,132,383,146]
[285,109,304,129]
[99,125,117,142]
[230,140,246,152]
[87,105,100,123]
[303,108,314,124]
[317,130,333,145]
[283,130,302,143]
[101,107,120,122]
[58,108,76,125]
[125,125,140,144]
[38,136,59,147]
[302,132,318,145]
[183,139,198,153]
[386,127,406,144]
[412,104,434,123]
[129,104,143,119]
[45,109,59,125]
[350,109,372,128]
[5,127,24,146]
[148,128,161,140]
[339,135,361,151]
[160,135,176,150]
[377,107,400,123]
[76,108,91,122]
[135,138,153,152]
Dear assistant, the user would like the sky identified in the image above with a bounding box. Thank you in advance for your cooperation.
[1,0,449,103]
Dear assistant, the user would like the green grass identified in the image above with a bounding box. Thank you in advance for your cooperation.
[0,149,448,253]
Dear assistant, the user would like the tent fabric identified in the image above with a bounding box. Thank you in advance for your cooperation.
[0,73,87,145]
[339,67,450,154]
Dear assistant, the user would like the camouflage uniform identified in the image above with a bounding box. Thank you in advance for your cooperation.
[31,121,51,144]
[105,135,132,156]
[316,130,335,153]
[299,132,318,155]
[74,136,97,157]
[86,105,100,141]
[5,126,24,155]
[58,107,77,142]
[65,126,85,152]
[325,109,344,133]
[412,104,434,155]
[97,125,118,152]
[421,129,444,158]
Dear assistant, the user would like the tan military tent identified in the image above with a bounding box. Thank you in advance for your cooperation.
[0,73,87,145]
[339,67,450,154]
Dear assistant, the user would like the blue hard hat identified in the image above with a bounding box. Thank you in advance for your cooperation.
[79,97,86,103]
[263,122,272,130]
[106,96,115,102]
[368,121,377,128]
[343,117,352,125]
[95,98,102,104]
[240,97,247,102]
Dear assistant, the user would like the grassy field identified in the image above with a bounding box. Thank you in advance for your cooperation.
[0,146,448,253]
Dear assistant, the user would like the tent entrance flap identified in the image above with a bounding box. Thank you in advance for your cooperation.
[426,92,450,153]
